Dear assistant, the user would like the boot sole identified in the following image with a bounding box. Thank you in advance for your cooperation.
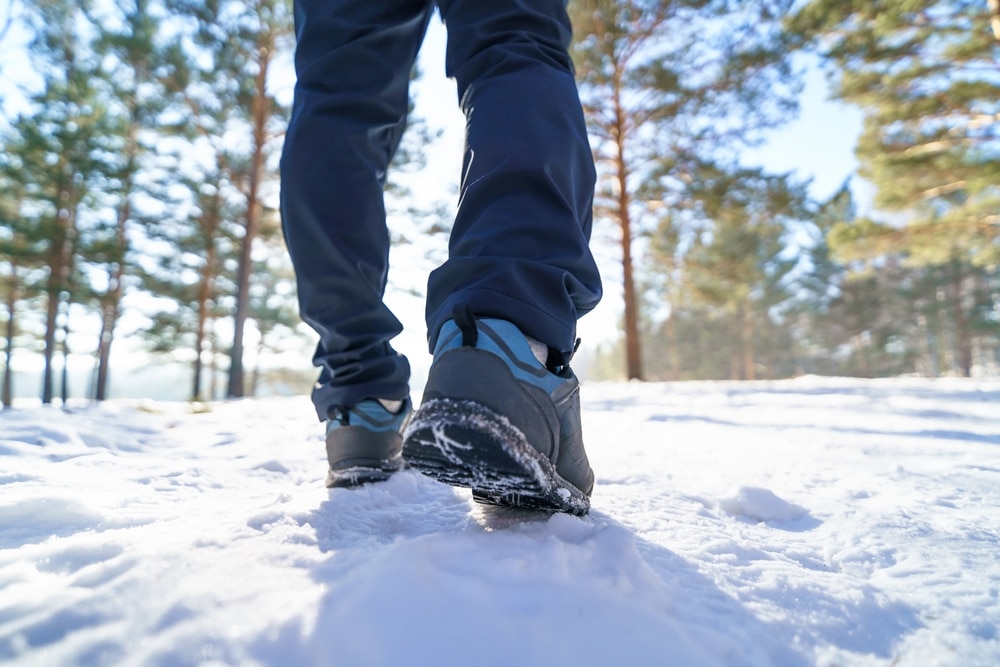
[402,398,590,516]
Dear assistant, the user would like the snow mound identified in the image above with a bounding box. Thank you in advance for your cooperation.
[718,486,808,523]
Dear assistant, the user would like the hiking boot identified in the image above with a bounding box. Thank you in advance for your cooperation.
[403,312,595,515]
[325,398,411,488]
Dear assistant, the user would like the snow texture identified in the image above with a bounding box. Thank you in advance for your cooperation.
[1,376,999,666]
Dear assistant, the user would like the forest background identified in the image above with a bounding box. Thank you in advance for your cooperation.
[1,0,998,406]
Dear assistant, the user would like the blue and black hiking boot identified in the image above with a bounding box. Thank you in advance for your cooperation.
[325,398,411,488]
[402,310,595,515]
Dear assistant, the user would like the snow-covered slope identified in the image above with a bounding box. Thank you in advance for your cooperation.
[1,377,998,666]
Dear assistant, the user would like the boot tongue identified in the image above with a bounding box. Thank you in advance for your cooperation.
[377,398,404,414]
[525,336,549,367]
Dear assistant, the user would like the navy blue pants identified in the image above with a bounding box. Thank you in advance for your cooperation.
[280,0,602,419]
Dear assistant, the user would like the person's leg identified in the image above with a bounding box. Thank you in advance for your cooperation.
[427,0,602,362]
[280,0,434,421]
[404,0,601,514]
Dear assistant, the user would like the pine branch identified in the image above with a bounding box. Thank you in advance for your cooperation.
[919,180,968,200]
[898,137,972,157]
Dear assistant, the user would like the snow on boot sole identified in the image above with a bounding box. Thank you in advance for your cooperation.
[403,398,590,516]
[325,460,402,489]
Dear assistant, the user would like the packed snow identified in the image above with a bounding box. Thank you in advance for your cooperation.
[1,376,999,666]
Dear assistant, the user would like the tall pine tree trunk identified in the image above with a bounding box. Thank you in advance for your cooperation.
[192,245,217,401]
[94,220,127,401]
[94,140,137,401]
[94,298,118,401]
[228,45,271,399]
[43,206,73,404]
[613,82,642,381]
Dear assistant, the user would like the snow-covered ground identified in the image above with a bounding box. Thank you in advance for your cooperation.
[1,377,998,666]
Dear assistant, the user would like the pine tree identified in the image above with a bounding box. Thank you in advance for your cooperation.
[85,0,168,401]
[140,163,240,401]
[18,0,111,402]
[570,0,800,380]
[791,1,999,266]
[163,0,293,398]
[671,165,806,379]
[791,184,927,377]
[790,181,856,375]
[790,1,1000,375]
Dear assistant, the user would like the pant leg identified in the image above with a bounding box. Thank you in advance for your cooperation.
[428,0,603,361]
[281,0,434,419]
